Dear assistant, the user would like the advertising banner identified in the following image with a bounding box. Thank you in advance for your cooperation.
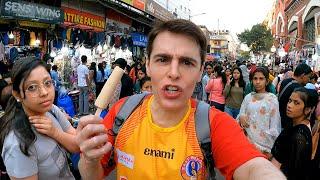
[0,0,63,24]
[63,7,105,32]
[133,0,145,11]
[131,32,148,47]
[121,0,133,5]
[145,0,173,21]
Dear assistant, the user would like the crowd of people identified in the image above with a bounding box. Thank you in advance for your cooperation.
[0,19,319,180]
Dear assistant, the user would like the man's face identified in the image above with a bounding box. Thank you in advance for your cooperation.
[146,31,203,111]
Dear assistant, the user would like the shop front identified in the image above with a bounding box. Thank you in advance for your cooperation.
[0,0,64,62]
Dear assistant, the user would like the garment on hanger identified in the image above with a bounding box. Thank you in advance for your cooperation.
[30,31,36,46]
[0,42,5,62]
[3,33,9,45]
[66,28,71,41]
[20,31,25,46]
[114,35,121,48]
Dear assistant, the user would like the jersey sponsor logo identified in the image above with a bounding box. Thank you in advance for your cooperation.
[180,156,203,180]
[143,148,175,159]
[116,148,135,169]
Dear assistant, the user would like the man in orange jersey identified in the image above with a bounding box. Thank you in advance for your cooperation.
[76,19,285,180]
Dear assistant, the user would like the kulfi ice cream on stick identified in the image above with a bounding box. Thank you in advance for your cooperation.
[94,66,124,116]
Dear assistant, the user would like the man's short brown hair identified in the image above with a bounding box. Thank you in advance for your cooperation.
[147,19,207,65]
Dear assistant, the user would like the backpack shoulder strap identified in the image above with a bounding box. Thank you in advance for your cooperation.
[107,93,149,168]
[195,101,216,180]
[112,93,149,136]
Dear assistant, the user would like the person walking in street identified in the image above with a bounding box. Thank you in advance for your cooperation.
[205,65,227,111]
[223,67,245,119]
[50,65,62,105]
[271,87,317,180]
[75,19,285,180]
[96,63,105,98]
[278,63,312,130]
[0,57,78,180]
[238,67,281,157]
[77,55,90,116]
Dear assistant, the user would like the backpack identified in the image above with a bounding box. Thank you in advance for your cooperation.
[108,93,216,180]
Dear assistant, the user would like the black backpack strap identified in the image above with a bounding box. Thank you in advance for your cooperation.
[112,93,149,136]
[107,93,148,167]
[195,101,216,180]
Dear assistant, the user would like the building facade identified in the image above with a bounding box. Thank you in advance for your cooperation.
[270,0,320,50]
[209,30,238,61]
[152,0,190,19]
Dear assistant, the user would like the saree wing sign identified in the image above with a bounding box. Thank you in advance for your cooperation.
[63,7,105,32]
[1,0,63,24]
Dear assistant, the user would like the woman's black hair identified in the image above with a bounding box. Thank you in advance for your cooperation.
[98,63,105,79]
[230,67,245,88]
[292,87,318,121]
[214,65,227,86]
[0,57,48,156]
[90,62,97,83]
[139,76,151,89]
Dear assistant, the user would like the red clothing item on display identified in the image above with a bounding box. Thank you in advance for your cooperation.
[101,96,264,180]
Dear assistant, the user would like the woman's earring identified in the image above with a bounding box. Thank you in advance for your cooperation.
[16,99,20,102]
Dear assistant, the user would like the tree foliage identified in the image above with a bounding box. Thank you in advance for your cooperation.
[237,24,274,54]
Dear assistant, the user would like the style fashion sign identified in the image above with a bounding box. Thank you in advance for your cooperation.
[62,7,105,32]
[0,0,63,24]
[145,0,173,21]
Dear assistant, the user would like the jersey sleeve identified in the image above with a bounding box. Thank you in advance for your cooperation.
[100,98,127,176]
[209,108,265,180]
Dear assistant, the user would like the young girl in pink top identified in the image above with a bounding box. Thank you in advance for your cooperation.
[205,65,227,111]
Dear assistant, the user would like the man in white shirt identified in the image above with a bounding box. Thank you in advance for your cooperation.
[77,55,90,115]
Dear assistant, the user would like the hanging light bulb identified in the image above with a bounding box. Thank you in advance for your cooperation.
[8,32,14,39]
[35,39,40,45]
[50,50,57,58]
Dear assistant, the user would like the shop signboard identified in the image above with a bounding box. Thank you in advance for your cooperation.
[0,0,63,24]
[145,0,173,21]
[131,32,148,47]
[133,0,145,11]
[62,7,105,32]
[121,0,133,5]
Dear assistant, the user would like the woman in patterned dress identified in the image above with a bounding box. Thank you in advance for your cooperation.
[237,67,281,158]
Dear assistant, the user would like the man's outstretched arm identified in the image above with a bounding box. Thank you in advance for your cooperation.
[233,157,286,180]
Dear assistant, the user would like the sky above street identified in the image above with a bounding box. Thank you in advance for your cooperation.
[190,0,274,34]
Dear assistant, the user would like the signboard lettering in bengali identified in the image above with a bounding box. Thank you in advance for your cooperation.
[1,0,63,23]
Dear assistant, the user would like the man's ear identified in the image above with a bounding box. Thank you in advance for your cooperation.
[146,58,151,77]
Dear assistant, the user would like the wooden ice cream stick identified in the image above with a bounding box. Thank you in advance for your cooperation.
[94,66,124,116]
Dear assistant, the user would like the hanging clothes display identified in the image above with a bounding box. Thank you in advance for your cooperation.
[0,42,5,62]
